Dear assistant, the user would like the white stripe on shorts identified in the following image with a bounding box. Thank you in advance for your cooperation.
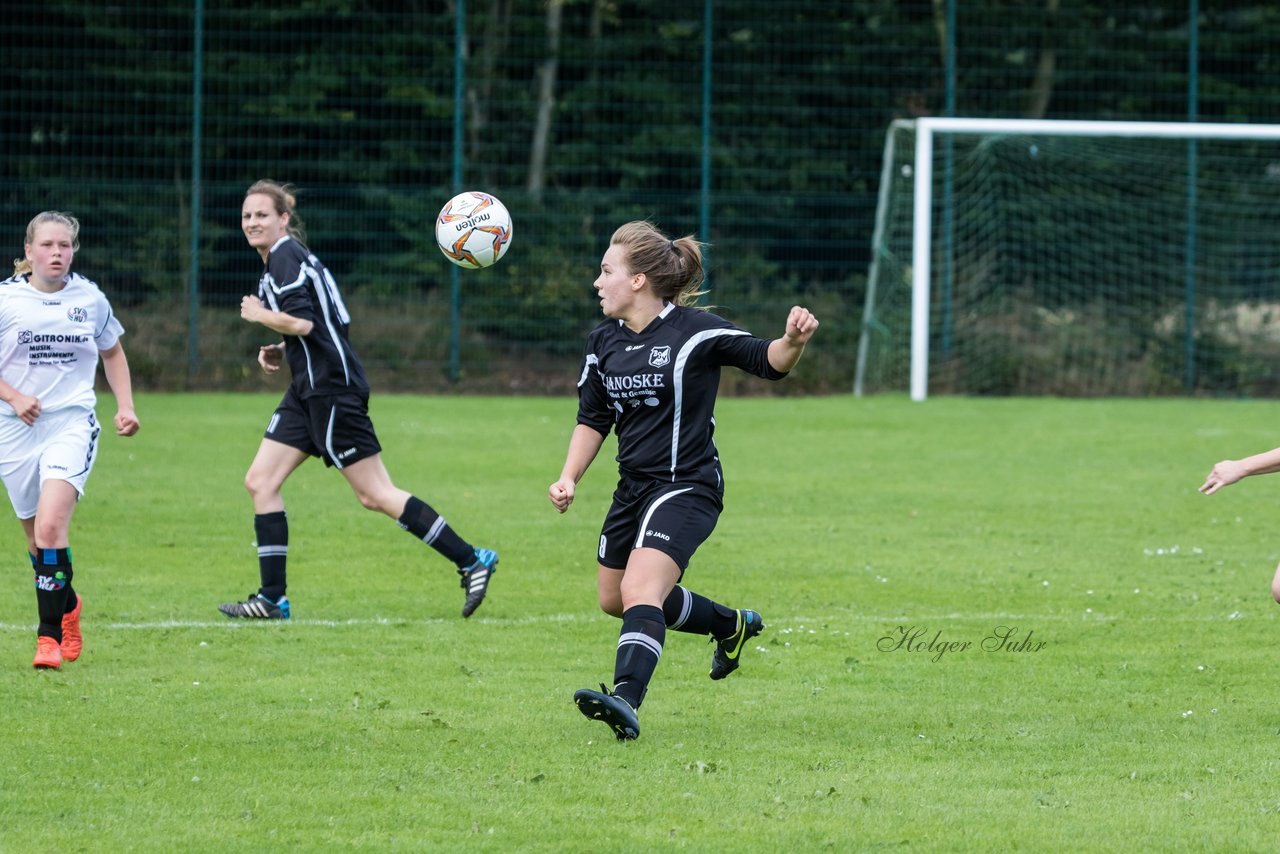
[632,486,694,550]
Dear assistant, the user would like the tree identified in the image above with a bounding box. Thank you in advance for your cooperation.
[526,0,564,203]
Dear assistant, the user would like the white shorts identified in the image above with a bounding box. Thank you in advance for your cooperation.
[0,407,100,519]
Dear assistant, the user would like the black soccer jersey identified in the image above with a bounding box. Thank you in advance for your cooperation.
[258,236,369,398]
[576,303,787,490]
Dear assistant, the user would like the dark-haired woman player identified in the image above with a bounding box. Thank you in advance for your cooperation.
[548,220,818,739]
[218,180,498,620]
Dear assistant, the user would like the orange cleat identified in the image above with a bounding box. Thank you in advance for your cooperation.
[61,596,83,662]
[33,636,62,670]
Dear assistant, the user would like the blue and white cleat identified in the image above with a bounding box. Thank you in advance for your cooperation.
[459,548,499,618]
[218,593,291,620]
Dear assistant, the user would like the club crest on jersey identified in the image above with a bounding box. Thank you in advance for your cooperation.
[67,307,88,323]
[648,346,671,368]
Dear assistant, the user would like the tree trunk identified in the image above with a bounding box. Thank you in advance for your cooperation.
[1025,0,1060,118]
[526,0,563,202]
[930,0,948,77]
[468,0,513,185]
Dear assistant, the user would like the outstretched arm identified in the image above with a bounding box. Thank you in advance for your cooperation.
[1200,446,1280,495]
[549,424,607,514]
[767,305,820,374]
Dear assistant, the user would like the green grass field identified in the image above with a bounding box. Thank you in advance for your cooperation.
[4,392,1280,850]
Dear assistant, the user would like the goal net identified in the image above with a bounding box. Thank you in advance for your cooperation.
[855,118,1280,399]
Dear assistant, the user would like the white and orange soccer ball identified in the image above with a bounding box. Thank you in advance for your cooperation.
[434,191,513,269]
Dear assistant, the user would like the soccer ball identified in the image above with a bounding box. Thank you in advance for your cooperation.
[434,191,513,269]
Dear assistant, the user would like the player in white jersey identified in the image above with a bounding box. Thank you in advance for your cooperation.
[0,211,140,669]
[549,220,818,739]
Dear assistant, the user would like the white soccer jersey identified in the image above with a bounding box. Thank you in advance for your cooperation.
[0,272,123,417]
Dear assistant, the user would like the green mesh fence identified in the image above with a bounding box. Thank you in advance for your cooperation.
[2,2,1278,394]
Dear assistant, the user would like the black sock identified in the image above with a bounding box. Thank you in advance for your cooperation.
[612,604,665,710]
[34,548,72,642]
[662,585,739,640]
[397,495,475,568]
[254,512,289,602]
[28,551,76,612]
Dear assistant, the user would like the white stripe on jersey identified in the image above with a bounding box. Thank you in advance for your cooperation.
[578,354,599,388]
[277,267,308,293]
[305,259,353,386]
[258,249,319,390]
[263,238,357,391]
[669,328,749,480]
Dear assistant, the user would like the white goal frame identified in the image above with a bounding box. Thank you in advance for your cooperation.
[859,117,1280,400]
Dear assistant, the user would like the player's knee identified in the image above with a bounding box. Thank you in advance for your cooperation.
[32,522,62,547]
[244,470,268,499]
[598,591,623,618]
[1271,576,1280,605]
[348,482,397,514]
[354,490,383,513]
[618,572,666,609]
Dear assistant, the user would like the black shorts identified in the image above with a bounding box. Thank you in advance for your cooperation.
[597,479,722,573]
[264,387,382,469]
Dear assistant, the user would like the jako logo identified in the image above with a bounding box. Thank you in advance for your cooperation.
[645,529,671,541]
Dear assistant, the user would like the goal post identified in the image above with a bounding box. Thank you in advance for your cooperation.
[855,117,1280,400]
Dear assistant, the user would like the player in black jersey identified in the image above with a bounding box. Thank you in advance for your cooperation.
[218,181,498,621]
[549,220,818,740]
